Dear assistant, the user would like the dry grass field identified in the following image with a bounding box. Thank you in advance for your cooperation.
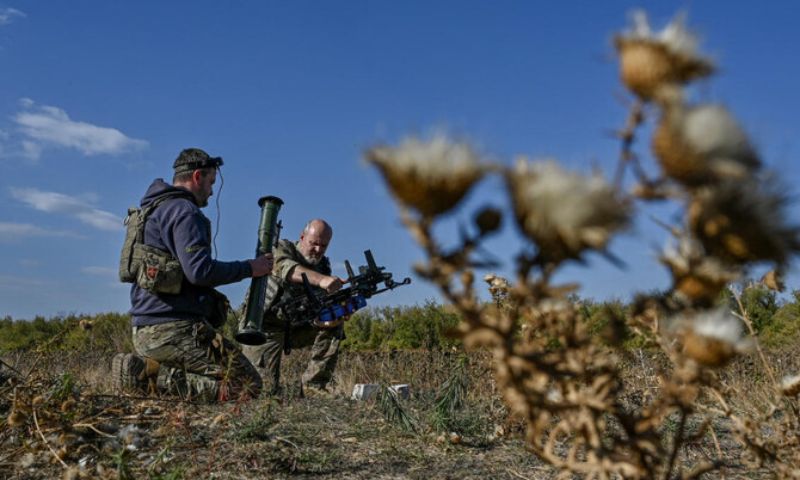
[2,342,797,479]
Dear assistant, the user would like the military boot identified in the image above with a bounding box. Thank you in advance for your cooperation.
[111,353,152,394]
[156,368,190,399]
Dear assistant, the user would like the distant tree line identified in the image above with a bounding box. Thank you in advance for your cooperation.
[0,312,132,353]
[1,285,798,353]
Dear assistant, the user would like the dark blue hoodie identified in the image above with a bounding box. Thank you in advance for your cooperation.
[130,179,252,326]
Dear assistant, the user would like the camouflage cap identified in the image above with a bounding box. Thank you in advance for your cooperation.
[173,148,224,174]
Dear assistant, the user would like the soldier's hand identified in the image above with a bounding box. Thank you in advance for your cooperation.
[249,253,274,277]
[319,275,344,293]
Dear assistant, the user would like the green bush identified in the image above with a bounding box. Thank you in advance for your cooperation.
[583,299,625,337]
[60,312,132,353]
[0,312,131,353]
[3,287,799,354]
[342,300,461,351]
[733,284,780,334]
[759,291,800,348]
[0,315,65,351]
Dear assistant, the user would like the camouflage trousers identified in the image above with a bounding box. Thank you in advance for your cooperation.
[133,319,262,403]
[241,323,341,394]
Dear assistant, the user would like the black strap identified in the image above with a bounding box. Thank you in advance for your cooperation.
[283,317,293,355]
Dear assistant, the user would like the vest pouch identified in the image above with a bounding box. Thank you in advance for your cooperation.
[206,289,231,329]
[119,207,141,283]
[134,243,183,294]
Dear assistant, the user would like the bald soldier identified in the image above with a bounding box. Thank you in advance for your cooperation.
[242,219,346,397]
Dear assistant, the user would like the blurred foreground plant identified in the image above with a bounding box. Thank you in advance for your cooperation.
[367,10,800,479]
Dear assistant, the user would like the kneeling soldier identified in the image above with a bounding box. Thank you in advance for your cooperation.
[113,148,273,402]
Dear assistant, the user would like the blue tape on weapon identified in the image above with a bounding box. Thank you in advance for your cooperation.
[317,294,369,327]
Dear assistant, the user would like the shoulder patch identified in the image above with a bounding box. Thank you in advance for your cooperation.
[185,244,207,254]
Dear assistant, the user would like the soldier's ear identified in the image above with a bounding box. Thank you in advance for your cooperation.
[191,169,203,185]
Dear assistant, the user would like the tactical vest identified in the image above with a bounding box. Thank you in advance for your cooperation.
[262,241,331,326]
[118,191,194,294]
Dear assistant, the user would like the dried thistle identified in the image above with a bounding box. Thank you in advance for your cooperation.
[473,207,502,236]
[652,104,761,186]
[365,134,486,218]
[761,269,785,292]
[374,9,800,478]
[660,235,742,306]
[614,10,714,100]
[780,375,800,397]
[506,158,631,262]
[679,308,752,367]
[59,399,76,413]
[688,180,800,266]
[7,409,27,427]
[483,273,510,305]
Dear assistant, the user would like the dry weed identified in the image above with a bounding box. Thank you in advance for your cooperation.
[368,10,800,479]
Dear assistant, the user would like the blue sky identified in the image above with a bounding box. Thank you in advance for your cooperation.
[1,1,799,319]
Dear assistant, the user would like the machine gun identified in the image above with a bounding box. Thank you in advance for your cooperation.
[276,249,410,353]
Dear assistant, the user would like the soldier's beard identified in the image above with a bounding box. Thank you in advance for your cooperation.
[302,252,322,266]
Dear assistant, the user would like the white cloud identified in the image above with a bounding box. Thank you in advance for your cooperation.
[12,99,148,160]
[9,187,123,231]
[0,7,25,26]
[20,140,42,161]
[0,222,79,241]
[81,266,116,277]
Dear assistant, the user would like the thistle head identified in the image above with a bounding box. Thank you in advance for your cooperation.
[680,308,751,367]
[688,180,800,267]
[652,104,760,186]
[7,409,27,428]
[365,134,486,218]
[484,273,510,294]
[614,10,714,101]
[781,375,800,397]
[506,158,631,262]
[761,269,785,292]
[660,235,742,306]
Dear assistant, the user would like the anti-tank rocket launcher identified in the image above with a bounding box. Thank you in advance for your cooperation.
[235,195,283,346]
[278,250,410,353]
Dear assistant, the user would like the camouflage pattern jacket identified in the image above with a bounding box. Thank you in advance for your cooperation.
[263,239,331,327]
